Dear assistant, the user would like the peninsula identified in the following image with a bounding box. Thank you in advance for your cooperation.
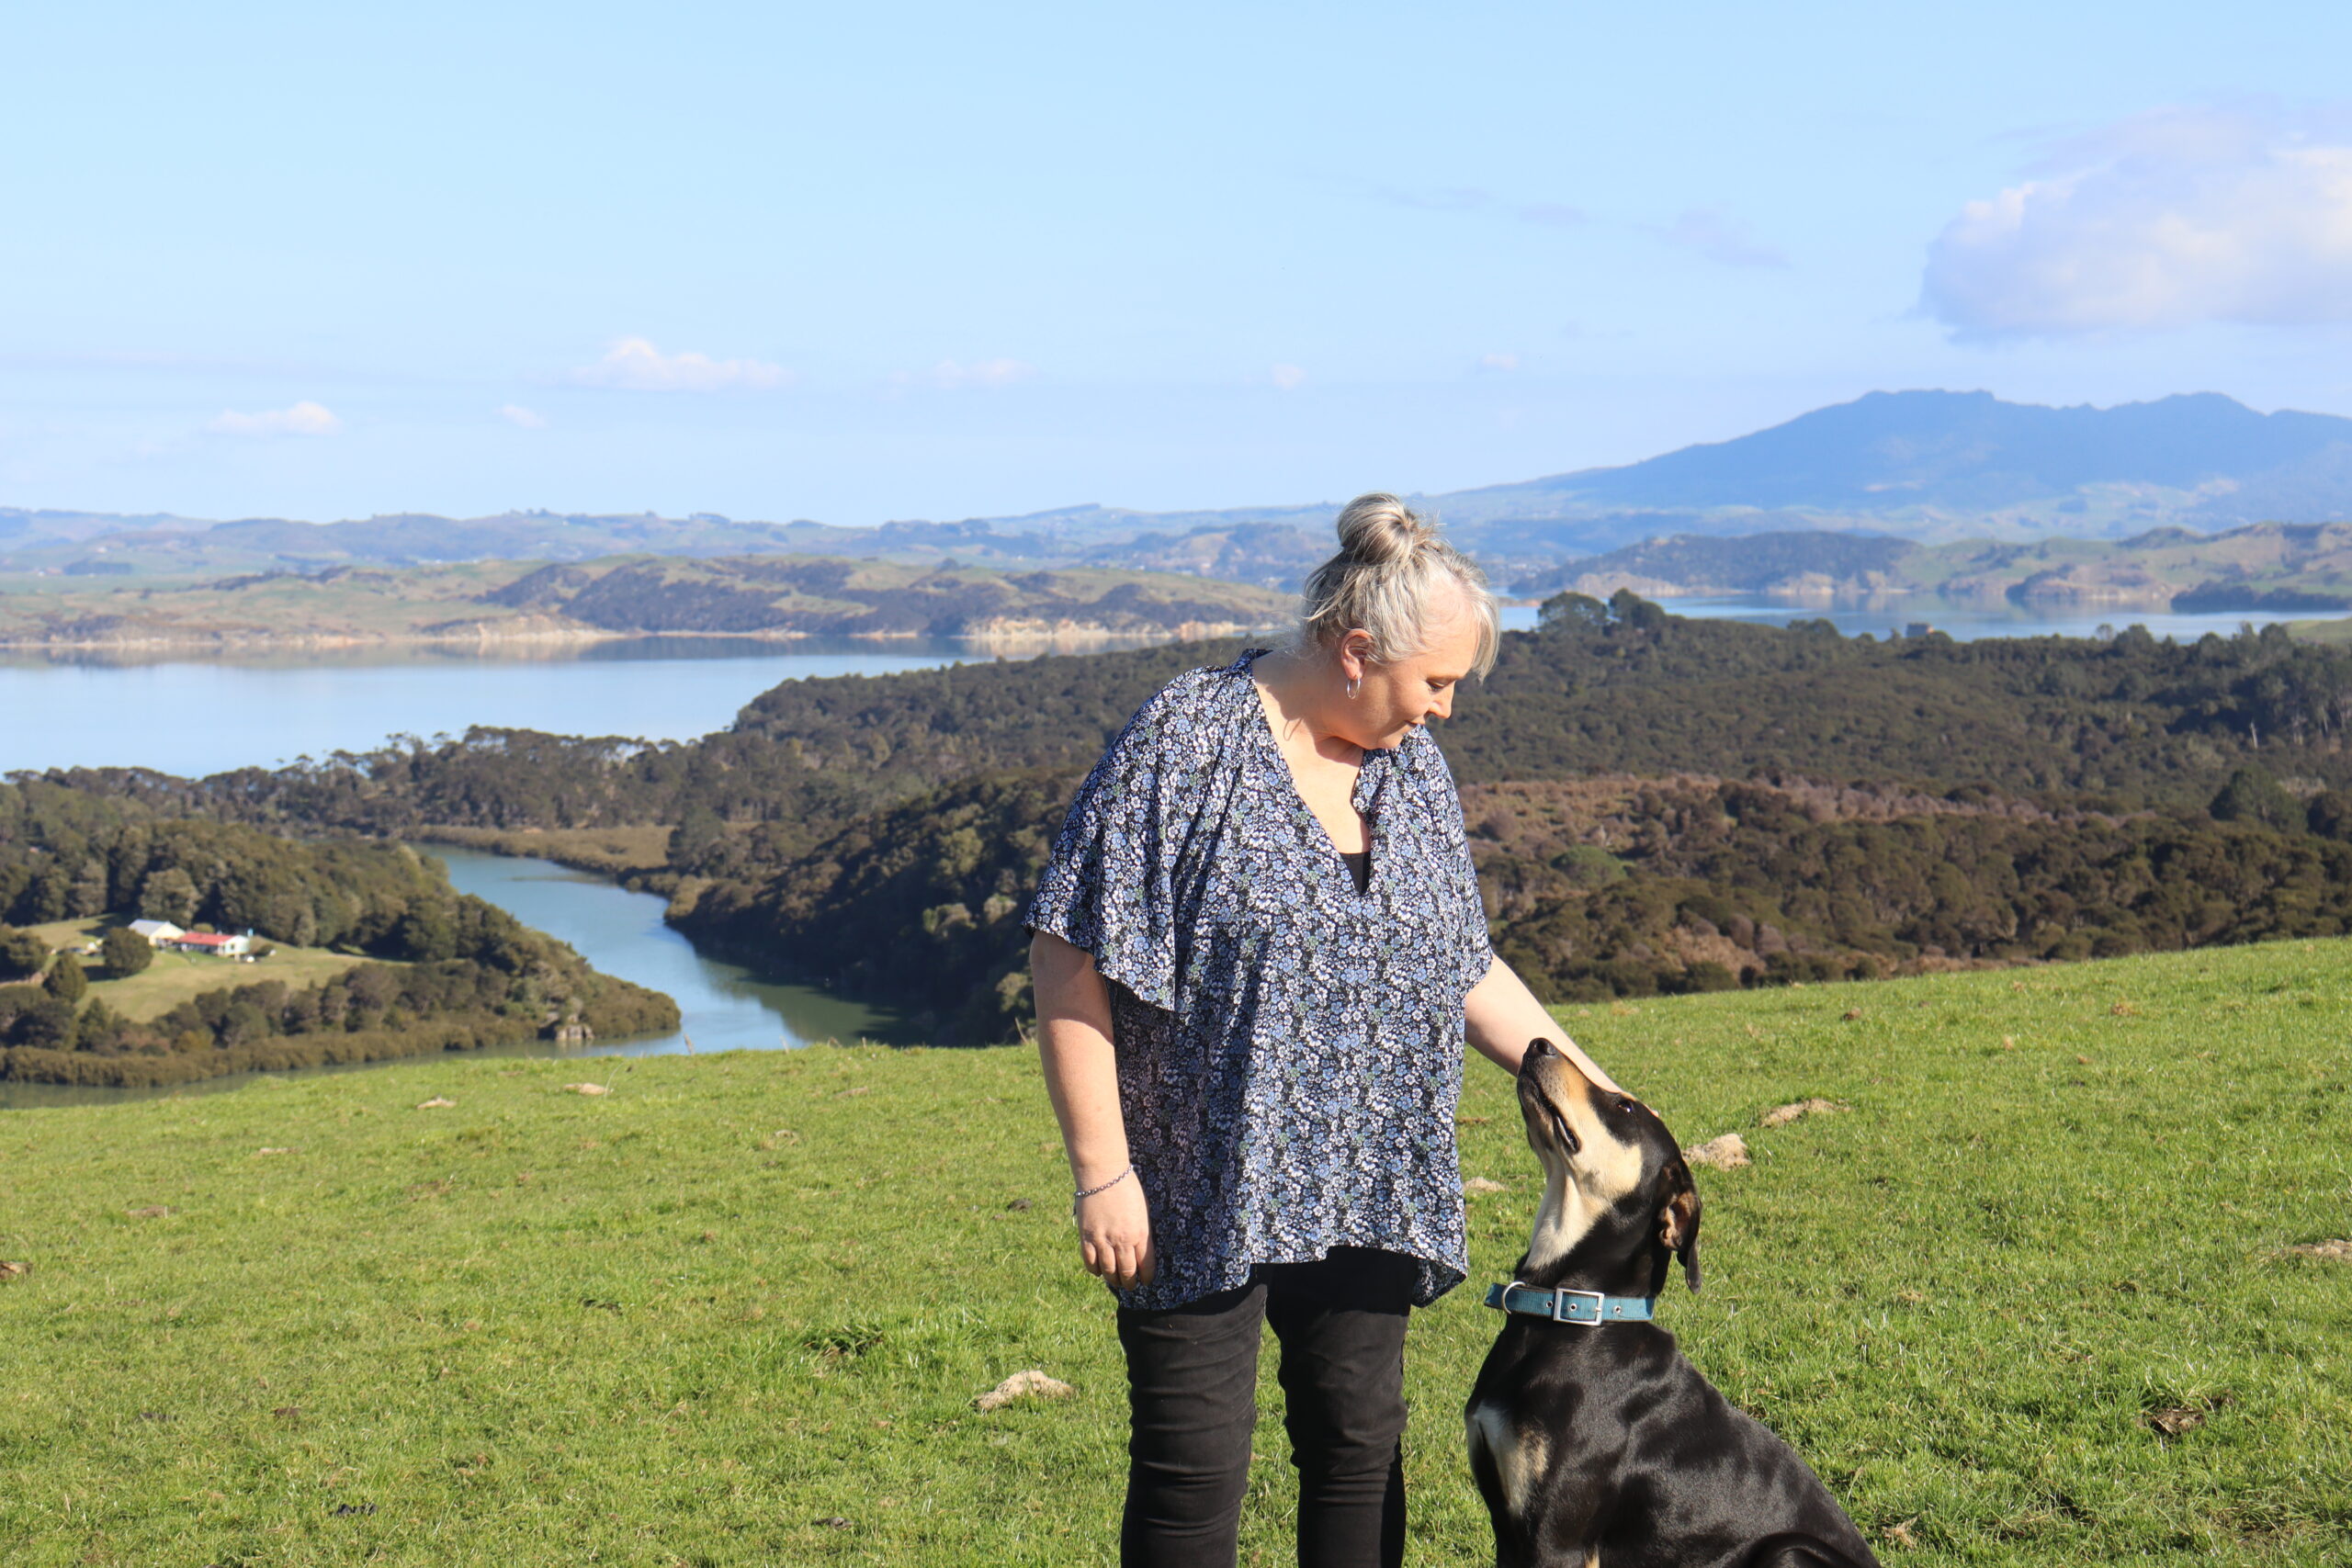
[0,555,1292,652]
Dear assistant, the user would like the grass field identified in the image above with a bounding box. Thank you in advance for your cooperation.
[22,919,370,1023]
[2287,614,2352,645]
[416,826,675,879]
[1,940,2346,1565]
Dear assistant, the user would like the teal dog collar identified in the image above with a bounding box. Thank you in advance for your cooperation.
[1485,1281,1657,1325]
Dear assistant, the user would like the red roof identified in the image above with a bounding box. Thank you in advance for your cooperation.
[176,932,242,947]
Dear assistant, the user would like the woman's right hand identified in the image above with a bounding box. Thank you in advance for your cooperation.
[1076,1177,1155,1292]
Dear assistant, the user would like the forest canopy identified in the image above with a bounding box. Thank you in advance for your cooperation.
[22,599,2352,1037]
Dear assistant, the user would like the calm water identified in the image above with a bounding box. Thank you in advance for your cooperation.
[1656,593,2315,644]
[425,844,906,1054]
[0,634,978,777]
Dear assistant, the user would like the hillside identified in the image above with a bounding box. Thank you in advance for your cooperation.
[14,389,2352,583]
[0,780,676,1086]
[37,603,2352,1039]
[1522,521,2352,612]
[2,947,2346,1563]
[0,555,1291,649]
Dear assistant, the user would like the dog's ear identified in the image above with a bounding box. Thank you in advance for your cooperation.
[1657,1179,1702,1293]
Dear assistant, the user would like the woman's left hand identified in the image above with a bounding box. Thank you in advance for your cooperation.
[1075,1173,1156,1292]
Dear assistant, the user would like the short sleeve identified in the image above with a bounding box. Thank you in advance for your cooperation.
[1409,730,1495,996]
[1025,690,1193,1011]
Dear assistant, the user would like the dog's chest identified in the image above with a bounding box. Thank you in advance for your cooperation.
[1465,1389,1616,1540]
[1465,1396,1550,1516]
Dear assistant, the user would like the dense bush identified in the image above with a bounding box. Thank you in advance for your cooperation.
[43,951,85,1004]
[99,925,153,977]
[0,925,45,982]
[673,768,1080,1043]
[27,604,2352,1041]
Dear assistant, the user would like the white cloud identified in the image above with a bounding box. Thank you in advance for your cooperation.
[1646,208,1788,268]
[1922,106,2352,340]
[572,337,789,391]
[1270,364,1306,391]
[498,403,548,429]
[204,400,342,437]
[924,357,1035,390]
[1476,352,1521,372]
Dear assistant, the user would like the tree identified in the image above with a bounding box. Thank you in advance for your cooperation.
[74,998,128,1053]
[1538,592,1611,635]
[10,996,76,1049]
[100,926,154,978]
[139,867,202,926]
[65,859,109,919]
[2309,789,2352,842]
[0,926,46,983]
[2209,767,2303,832]
[393,903,458,963]
[44,951,87,1005]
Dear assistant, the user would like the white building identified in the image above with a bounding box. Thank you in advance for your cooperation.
[173,931,251,957]
[128,919,187,945]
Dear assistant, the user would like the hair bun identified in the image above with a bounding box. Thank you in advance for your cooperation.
[1333,492,1430,567]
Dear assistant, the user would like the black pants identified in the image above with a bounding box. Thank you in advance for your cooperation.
[1114,1247,1413,1568]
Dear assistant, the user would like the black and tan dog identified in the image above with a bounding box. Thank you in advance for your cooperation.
[1464,1038,1881,1567]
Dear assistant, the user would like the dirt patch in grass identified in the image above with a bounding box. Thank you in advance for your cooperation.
[1684,1133,1751,1169]
[1761,1097,1848,1128]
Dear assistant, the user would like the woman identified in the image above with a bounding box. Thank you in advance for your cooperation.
[1027,493,1623,1568]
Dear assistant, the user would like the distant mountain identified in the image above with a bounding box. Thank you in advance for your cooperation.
[956,391,2352,563]
[10,389,2351,586]
[1450,390,2352,513]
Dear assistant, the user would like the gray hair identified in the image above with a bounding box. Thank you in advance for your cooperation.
[1294,493,1498,677]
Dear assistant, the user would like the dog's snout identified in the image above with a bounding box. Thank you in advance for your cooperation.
[1525,1037,1556,1061]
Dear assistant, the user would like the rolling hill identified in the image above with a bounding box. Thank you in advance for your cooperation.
[0,556,1292,650]
[9,389,2351,586]
[1521,520,2352,613]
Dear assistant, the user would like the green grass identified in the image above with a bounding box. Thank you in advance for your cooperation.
[23,918,371,1022]
[2,941,2347,1565]
[2286,615,2352,646]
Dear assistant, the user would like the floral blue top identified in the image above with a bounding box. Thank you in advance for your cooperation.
[1027,649,1493,1310]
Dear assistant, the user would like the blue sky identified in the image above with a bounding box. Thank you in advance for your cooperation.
[6,2,2351,524]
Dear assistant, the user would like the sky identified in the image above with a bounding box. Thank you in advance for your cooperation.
[6,1,2352,525]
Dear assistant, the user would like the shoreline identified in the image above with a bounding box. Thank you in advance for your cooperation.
[0,617,1281,657]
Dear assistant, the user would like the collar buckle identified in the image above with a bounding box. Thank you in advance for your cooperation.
[1550,1287,1606,1325]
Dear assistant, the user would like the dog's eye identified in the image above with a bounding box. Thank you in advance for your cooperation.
[1613,1098,1637,1113]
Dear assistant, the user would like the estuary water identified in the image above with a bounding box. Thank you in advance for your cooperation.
[425,844,906,1054]
[0,634,978,778]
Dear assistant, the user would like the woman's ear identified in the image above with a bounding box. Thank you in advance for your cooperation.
[1337,629,1375,682]
[1657,1182,1702,1293]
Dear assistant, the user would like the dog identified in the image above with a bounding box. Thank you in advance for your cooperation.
[1464,1037,1882,1567]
